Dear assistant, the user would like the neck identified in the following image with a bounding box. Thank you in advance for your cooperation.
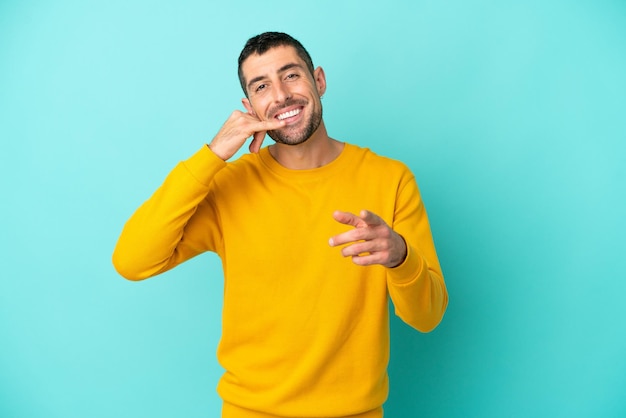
[268,121,344,170]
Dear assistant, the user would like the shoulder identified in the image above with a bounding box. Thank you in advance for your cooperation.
[344,143,414,178]
[212,151,265,187]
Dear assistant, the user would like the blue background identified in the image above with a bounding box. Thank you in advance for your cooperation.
[1,1,625,417]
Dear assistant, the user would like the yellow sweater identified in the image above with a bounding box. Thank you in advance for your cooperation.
[113,143,447,417]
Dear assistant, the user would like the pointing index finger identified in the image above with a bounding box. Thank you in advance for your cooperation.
[329,210,371,247]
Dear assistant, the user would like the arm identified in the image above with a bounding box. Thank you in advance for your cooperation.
[112,147,226,280]
[328,176,448,332]
[112,111,285,281]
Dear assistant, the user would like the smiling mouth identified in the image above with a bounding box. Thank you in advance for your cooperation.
[275,107,302,120]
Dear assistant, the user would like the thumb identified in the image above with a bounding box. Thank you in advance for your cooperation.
[332,210,365,228]
[359,210,385,226]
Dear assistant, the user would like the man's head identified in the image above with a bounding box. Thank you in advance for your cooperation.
[238,32,326,147]
[238,32,315,97]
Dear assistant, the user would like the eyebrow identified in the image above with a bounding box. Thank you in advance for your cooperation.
[246,62,305,92]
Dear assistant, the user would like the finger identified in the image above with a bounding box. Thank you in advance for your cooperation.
[247,119,284,153]
[350,253,386,266]
[256,118,285,133]
[329,210,360,247]
[332,210,364,228]
[340,239,387,258]
[249,130,266,153]
[359,210,385,227]
[329,227,375,247]
[346,240,401,267]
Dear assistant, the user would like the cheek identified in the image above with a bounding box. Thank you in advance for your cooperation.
[250,101,269,119]
[245,97,263,116]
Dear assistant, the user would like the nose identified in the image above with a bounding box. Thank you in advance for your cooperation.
[273,82,291,103]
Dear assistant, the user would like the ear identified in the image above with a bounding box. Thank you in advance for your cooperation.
[242,98,256,116]
[313,66,327,97]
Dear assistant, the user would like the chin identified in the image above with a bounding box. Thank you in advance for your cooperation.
[267,129,311,146]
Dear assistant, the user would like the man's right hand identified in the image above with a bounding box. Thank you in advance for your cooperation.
[208,110,286,161]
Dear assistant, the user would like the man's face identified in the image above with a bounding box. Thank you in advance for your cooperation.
[241,45,325,146]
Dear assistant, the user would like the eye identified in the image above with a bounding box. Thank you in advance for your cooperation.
[255,83,267,92]
[285,73,299,81]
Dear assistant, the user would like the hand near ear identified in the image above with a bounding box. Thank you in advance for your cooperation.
[208,110,285,161]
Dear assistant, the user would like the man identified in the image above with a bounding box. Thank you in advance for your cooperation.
[113,32,448,418]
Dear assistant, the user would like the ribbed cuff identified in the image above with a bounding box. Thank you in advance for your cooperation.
[386,244,425,285]
[182,145,228,187]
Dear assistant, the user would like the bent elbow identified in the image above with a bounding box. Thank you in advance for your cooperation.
[111,249,148,282]
[414,313,445,333]
[397,291,449,333]
[398,309,444,333]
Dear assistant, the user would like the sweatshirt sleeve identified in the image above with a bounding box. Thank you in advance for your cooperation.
[112,146,227,281]
[386,171,448,332]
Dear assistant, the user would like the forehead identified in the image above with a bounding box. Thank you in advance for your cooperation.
[240,45,305,80]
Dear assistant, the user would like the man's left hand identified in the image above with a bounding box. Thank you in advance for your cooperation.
[329,210,407,268]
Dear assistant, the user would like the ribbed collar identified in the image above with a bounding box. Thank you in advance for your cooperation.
[257,143,358,181]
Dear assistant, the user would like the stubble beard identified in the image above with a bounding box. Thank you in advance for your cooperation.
[267,102,323,146]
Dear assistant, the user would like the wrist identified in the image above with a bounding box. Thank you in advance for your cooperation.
[207,142,230,161]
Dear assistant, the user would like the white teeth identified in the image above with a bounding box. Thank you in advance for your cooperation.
[276,108,301,120]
